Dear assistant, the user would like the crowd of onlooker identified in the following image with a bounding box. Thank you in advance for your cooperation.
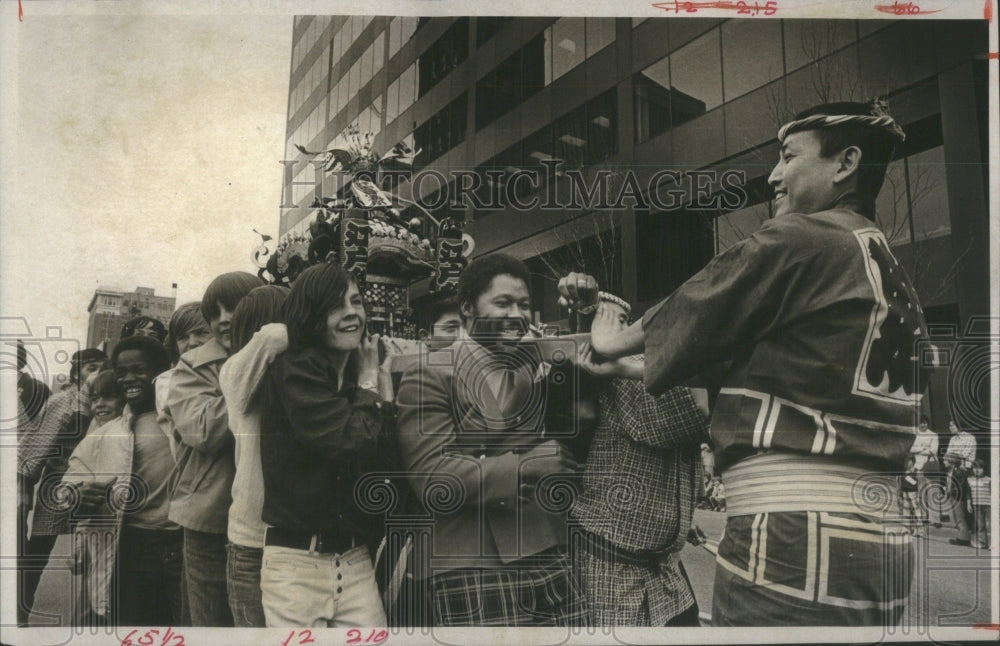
[12,99,992,630]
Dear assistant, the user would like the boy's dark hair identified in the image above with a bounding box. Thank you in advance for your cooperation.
[201,272,264,323]
[231,285,290,353]
[111,335,171,377]
[166,302,209,364]
[281,262,359,349]
[121,316,168,342]
[419,296,460,332]
[70,348,108,384]
[456,254,531,319]
[91,368,119,399]
[791,102,899,209]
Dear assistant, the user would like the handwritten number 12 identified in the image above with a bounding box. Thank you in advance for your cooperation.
[282,630,316,646]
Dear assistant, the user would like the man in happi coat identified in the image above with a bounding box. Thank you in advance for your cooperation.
[586,100,929,626]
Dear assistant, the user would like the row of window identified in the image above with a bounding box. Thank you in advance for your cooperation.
[417,19,470,99]
[473,88,618,214]
[291,16,334,74]
[329,32,386,122]
[634,20,861,144]
[413,93,468,169]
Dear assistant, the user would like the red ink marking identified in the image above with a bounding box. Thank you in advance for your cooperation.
[284,630,316,646]
[874,2,943,15]
[986,0,994,22]
[18,0,24,22]
[652,0,778,15]
[343,629,388,645]
[974,623,1000,630]
[120,629,184,646]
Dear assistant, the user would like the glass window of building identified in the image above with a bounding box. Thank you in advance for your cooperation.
[389,17,402,59]
[633,54,671,143]
[398,63,418,115]
[373,33,385,75]
[585,18,616,57]
[638,209,715,303]
[413,92,468,168]
[783,20,856,73]
[670,28,723,125]
[475,35,546,131]
[875,158,910,246]
[386,76,400,123]
[586,88,618,162]
[418,18,470,98]
[370,94,383,136]
[361,43,374,86]
[350,59,362,98]
[722,20,783,101]
[546,18,586,84]
[401,17,418,44]
[476,17,512,46]
[554,106,587,168]
[908,146,950,241]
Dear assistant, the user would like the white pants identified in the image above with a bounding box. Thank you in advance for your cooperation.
[260,544,386,628]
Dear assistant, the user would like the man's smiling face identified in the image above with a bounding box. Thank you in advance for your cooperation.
[768,129,844,218]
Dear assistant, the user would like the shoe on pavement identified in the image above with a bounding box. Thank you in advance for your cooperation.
[948,538,971,547]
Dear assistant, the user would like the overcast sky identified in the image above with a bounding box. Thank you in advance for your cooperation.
[2,6,292,352]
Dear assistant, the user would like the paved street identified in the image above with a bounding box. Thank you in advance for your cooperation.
[682,508,995,627]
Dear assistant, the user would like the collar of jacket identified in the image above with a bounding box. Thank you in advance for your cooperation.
[179,337,228,368]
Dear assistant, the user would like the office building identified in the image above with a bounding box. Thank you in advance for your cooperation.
[86,286,175,352]
[279,16,990,427]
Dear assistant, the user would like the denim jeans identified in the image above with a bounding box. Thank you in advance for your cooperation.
[115,526,184,626]
[226,542,266,627]
[183,528,233,627]
[260,543,386,627]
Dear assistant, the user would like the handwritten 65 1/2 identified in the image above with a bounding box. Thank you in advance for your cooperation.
[282,628,389,646]
[118,628,184,646]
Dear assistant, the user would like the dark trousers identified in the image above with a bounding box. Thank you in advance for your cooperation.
[18,505,56,626]
[114,526,184,626]
[226,542,267,627]
[183,528,233,627]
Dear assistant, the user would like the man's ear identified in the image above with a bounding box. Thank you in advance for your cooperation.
[835,145,863,185]
[460,300,474,321]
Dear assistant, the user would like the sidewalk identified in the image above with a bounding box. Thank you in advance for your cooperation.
[683,508,995,626]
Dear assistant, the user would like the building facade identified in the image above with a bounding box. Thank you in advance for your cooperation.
[86,286,175,353]
[279,16,990,428]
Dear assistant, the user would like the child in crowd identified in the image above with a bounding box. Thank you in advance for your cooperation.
[121,316,168,343]
[219,285,289,627]
[967,460,991,549]
[19,348,106,624]
[53,337,181,626]
[89,368,125,430]
[155,302,212,459]
[166,271,263,627]
[259,262,389,627]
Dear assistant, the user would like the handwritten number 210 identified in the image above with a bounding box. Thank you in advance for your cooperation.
[346,629,389,644]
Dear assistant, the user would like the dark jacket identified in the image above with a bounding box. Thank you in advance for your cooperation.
[395,337,571,577]
[260,345,387,540]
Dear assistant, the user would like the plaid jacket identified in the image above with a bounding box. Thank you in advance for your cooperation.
[572,376,708,553]
[19,387,91,536]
